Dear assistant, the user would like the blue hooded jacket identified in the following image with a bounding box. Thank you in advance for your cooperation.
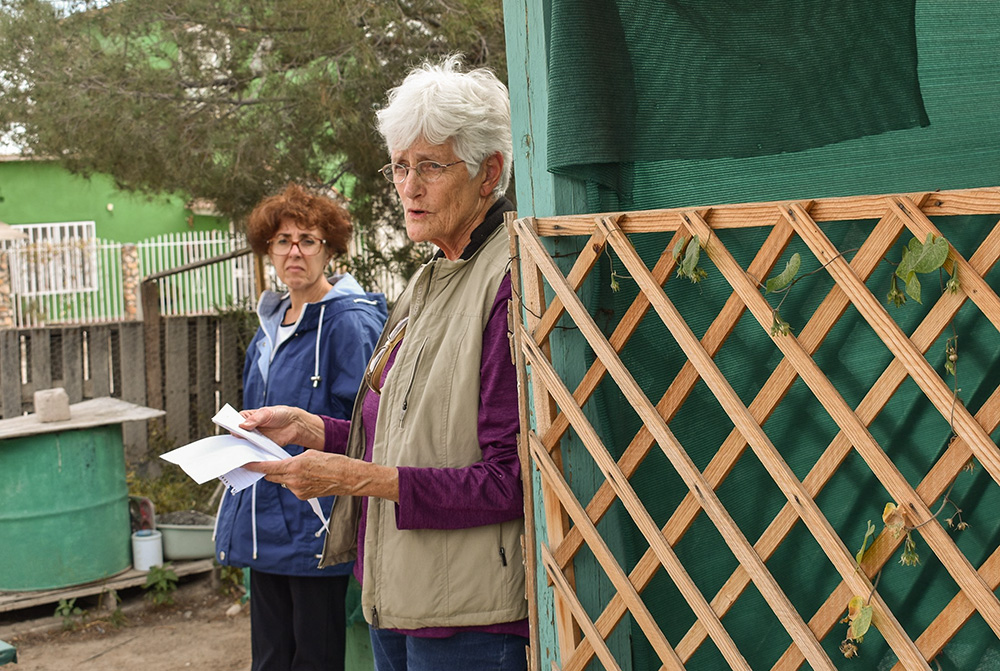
[214,273,387,576]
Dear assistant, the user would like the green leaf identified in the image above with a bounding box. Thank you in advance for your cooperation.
[855,520,876,565]
[904,272,922,304]
[680,235,701,277]
[850,603,874,641]
[765,253,801,294]
[910,234,949,274]
[673,235,689,262]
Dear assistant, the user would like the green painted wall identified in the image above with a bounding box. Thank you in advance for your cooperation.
[0,159,226,242]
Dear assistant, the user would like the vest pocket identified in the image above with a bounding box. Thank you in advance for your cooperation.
[397,339,426,427]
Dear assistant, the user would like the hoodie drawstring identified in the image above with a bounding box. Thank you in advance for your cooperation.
[251,481,259,560]
[311,304,325,388]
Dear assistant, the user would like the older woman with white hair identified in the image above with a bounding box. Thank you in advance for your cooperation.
[241,55,528,670]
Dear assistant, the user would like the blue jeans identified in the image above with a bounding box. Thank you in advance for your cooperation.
[370,628,528,671]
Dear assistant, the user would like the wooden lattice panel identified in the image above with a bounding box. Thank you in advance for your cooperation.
[508,187,1000,671]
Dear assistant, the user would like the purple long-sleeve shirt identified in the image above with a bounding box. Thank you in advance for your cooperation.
[321,274,528,638]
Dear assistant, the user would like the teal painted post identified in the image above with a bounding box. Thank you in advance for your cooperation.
[503,2,633,669]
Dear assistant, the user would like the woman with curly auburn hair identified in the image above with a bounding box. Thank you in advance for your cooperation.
[215,183,387,671]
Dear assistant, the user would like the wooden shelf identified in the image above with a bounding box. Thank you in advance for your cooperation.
[0,559,215,614]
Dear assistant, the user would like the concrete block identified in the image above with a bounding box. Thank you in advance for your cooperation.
[34,387,71,422]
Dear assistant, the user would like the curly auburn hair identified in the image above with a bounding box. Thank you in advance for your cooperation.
[246,183,352,258]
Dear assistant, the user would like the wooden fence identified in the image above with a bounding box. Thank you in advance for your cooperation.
[0,315,256,474]
[509,186,1000,670]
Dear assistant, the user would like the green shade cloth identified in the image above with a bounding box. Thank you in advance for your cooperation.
[548,0,927,194]
[542,1,1000,669]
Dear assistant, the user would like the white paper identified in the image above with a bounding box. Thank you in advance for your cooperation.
[159,404,291,493]
[211,404,291,460]
[159,404,330,534]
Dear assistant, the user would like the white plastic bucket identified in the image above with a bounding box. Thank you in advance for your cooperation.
[131,530,163,571]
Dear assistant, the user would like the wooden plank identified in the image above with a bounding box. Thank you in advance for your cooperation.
[141,280,163,411]
[194,317,215,437]
[507,212,543,671]
[118,322,150,469]
[0,560,214,614]
[87,326,112,398]
[28,328,52,399]
[60,328,84,404]
[0,331,21,419]
[218,316,242,410]
[530,187,1000,237]
[517,219,581,662]
[164,317,191,447]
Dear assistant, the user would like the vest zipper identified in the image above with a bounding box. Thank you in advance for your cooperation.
[398,341,425,427]
[499,545,508,567]
[371,606,380,629]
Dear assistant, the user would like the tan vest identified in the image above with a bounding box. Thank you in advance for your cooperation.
[321,225,527,630]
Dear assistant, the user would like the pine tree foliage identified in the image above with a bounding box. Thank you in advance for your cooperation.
[0,0,507,286]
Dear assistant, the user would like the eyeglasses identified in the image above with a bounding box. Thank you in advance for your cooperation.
[379,160,466,184]
[268,234,326,256]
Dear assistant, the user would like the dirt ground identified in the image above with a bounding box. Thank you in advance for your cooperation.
[0,573,252,671]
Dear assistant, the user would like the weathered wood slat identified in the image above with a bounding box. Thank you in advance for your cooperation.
[0,560,214,614]
[164,318,191,447]
[194,316,216,437]
[141,281,163,411]
[28,328,51,401]
[218,318,242,410]
[60,328,84,404]
[118,322,150,467]
[0,331,20,419]
[88,325,111,398]
[506,211,543,671]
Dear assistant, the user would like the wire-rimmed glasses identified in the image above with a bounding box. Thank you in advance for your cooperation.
[379,160,466,184]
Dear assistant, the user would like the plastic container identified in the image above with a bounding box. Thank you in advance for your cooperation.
[131,529,164,571]
[159,523,215,560]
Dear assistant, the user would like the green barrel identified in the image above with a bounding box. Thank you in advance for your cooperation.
[0,424,131,591]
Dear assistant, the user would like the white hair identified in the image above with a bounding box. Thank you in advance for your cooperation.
[375,55,512,198]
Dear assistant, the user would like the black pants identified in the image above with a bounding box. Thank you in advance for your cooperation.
[249,570,349,671]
